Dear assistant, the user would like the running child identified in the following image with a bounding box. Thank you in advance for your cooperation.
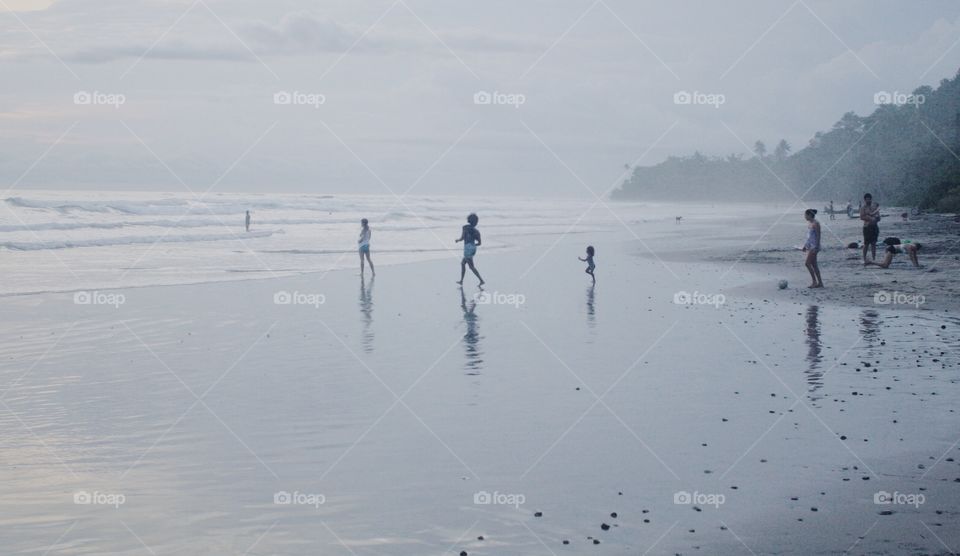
[579,245,596,284]
[455,213,484,286]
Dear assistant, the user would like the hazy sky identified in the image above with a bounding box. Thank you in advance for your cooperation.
[2,0,960,197]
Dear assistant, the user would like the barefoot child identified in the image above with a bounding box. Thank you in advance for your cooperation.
[803,209,824,288]
[579,245,596,284]
[359,218,375,277]
[455,213,485,286]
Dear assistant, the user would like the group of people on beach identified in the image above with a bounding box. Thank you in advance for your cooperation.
[349,212,597,286]
[802,192,923,289]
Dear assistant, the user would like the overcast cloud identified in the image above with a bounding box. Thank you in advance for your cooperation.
[2,0,960,197]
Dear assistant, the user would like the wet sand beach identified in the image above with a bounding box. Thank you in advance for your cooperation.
[1,204,959,555]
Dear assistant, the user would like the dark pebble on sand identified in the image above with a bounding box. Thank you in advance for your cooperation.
[593,539,600,545]
[811,507,818,512]
[879,510,894,516]
[601,523,610,531]
[610,512,618,518]
[460,552,467,556]
[840,435,847,440]
[477,536,484,541]
[563,540,569,545]
[693,506,702,512]
[534,511,542,517]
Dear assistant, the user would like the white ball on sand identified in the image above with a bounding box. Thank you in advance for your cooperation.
[778,279,788,290]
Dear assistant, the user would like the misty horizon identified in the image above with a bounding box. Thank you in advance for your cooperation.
[3,0,960,196]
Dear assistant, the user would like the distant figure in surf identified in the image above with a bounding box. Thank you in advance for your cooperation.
[828,200,836,220]
[456,213,484,286]
[245,210,251,232]
[802,209,824,288]
[359,218,375,277]
[579,245,596,284]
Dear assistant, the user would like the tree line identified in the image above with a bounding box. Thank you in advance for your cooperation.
[613,69,960,212]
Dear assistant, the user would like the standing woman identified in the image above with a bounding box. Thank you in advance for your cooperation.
[359,218,375,277]
[803,209,824,288]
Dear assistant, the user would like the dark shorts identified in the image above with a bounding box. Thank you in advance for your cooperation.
[863,223,879,245]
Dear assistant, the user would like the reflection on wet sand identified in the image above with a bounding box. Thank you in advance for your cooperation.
[359,276,374,354]
[859,308,882,349]
[585,285,596,328]
[804,305,823,398]
[460,288,483,374]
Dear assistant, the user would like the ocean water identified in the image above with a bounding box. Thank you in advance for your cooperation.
[0,191,757,296]
[0,192,585,295]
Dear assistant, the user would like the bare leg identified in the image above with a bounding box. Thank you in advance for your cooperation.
[466,259,484,286]
[365,252,375,276]
[458,259,466,284]
[865,252,894,268]
[870,243,876,261]
[360,252,365,276]
[862,243,868,263]
[587,268,595,284]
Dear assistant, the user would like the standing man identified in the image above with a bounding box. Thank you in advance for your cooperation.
[859,193,880,263]
[245,210,251,232]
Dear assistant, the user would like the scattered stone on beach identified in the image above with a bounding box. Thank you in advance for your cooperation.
[562,540,569,545]
[693,506,702,512]
[593,539,600,545]
[601,523,610,531]
[811,507,818,512]
[460,551,467,556]
[610,512,618,518]
[534,511,542,517]
[477,536,483,540]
